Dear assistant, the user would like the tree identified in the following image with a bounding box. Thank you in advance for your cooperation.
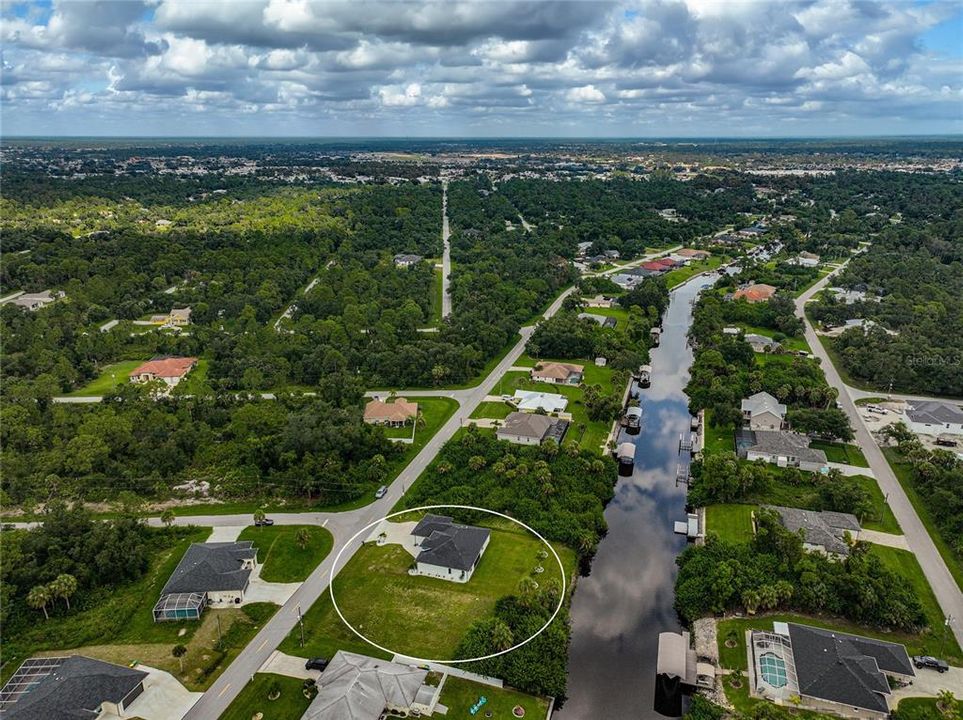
[50,573,77,610]
[937,690,959,720]
[161,509,176,528]
[296,528,310,550]
[490,619,515,651]
[27,585,51,620]
[172,644,188,673]
[253,508,266,527]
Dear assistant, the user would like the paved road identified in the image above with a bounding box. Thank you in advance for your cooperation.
[182,244,683,718]
[441,181,452,319]
[797,268,963,649]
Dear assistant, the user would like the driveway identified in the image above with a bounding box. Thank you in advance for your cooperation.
[122,665,202,720]
[827,462,874,477]
[259,650,320,681]
[892,665,963,701]
[859,529,909,550]
[206,525,245,543]
[241,564,300,606]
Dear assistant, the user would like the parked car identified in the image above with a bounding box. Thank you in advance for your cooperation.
[912,655,949,673]
[305,657,329,672]
[375,485,388,499]
[254,517,274,527]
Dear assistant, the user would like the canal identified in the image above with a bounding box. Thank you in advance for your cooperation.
[556,273,718,720]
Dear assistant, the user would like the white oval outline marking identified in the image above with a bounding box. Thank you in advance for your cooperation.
[328,504,566,664]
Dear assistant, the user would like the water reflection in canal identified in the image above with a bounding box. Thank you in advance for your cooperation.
[556,274,717,720]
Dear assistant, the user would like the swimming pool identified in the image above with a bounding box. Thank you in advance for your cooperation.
[759,652,788,687]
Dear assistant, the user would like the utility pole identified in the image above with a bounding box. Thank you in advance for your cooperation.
[298,604,305,648]
[938,615,953,659]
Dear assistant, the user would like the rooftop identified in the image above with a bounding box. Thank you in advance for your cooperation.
[764,505,859,556]
[161,541,257,595]
[906,400,963,426]
[741,391,787,418]
[413,515,490,572]
[363,397,419,423]
[747,430,827,464]
[0,656,147,720]
[130,356,197,379]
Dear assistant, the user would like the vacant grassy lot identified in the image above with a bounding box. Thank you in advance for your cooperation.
[810,440,869,467]
[469,400,515,419]
[220,673,312,720]
[238,525,334,583]
[706,504,755,543]
[281,525,575,662]
[439,676,549,718]
[883,447,963,592]
[663,255,726,288]
[66,359,143,395]
[702,412,734,456]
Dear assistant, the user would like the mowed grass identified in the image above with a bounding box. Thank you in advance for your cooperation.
[883,447,963,593]
[171,358,211,396]
[66,360,143,395]
[702,412,734,456]
[470,401,514,419]
[894,698,963,720]
[706,504,755,543]
[219,673,312,720]
[852,474,901,534]
[439,676,549,718]
[237,525,334,583]
[810,440,869,467]
[663,254,726,288]
[281,525,575,662]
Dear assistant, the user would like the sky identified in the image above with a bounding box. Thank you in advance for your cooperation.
[1,0,961,137]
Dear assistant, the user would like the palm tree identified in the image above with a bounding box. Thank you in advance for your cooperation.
[253,508,266,527]
[172,644,188,673]
[51,574,77,610]
[296,528,310,550]
[27,585,51,620]
[161,509,176,528]
[490,620,514,652]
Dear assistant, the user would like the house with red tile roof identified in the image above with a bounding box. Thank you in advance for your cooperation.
[733,283,777,303]
[364,397,419,427]
[129,356,198,387]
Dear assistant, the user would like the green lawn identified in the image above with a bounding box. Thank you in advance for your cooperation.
[219,673,312,720]
[664,255,726,288]
[852,474,901,534]
[883,448,963,592]
[810,440,869,467]
[429,265,444,326]
[439,676,550,719]
[237,525,334,583]
[470,401,515,419]
[280,524,575,662]
[870,545,962,664]
[66,360,143,395]
[894,697,963,720]
[515,354,617,394]
[490,369,614,453]
[705,504,755,543]
[702,411,734,456]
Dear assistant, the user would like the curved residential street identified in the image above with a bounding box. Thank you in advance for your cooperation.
[797,267,963,648]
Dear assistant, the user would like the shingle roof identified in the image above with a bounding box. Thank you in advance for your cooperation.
[787,623,914,713]
[161,541,256,595]
[764,505,859,556]
[304,651,428,720]
[2,656,147,720]
[741,391,786,418]
[393,253,423,264]
[415,517,490,572]
[497,411,554,440]
[531,361,583,381]
[748,431,827,464]
[906,400,963,426]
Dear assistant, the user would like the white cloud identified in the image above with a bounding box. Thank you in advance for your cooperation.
[378,82,422,106]
[567,84,606,103]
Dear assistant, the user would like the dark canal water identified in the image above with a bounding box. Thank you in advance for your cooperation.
[556,273,718,720]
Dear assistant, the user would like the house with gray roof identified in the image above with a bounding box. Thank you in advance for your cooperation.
[741,391,787,431]
[744,430,828,472]
[578,312,618,328]
[0,655,147,720]
[302,651,435,720]
[749,621,914,718]
[393,253,423,268]
[744,333,781,353]
[905,400,963,437]
[496,411,569,446]
[411,514,491,583]
[153,541,258,621]
[764,505,860,558]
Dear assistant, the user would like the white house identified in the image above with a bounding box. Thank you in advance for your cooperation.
[512,389,568,413]
[496,412,568,445]
[10,290,65,311]
[745,431,828,472]
[153,541,258,621]
[905,401,963,437]
[741,391,787,431]
[410,514,491,584]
